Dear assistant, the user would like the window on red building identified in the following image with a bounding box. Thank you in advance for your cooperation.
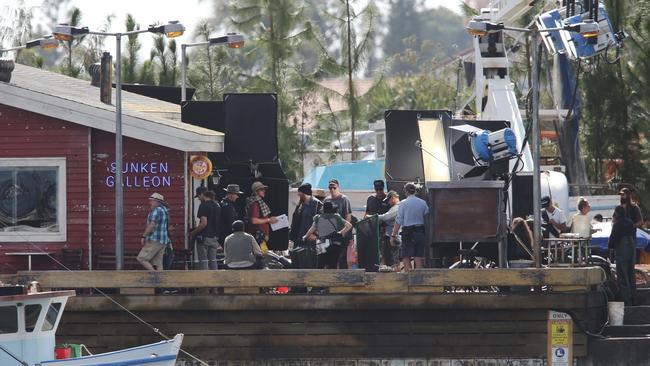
[0,158,67,242]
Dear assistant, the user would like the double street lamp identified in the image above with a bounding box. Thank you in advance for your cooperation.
[180,33,244,102]
[465,19,599,268]
[53,21,186,270]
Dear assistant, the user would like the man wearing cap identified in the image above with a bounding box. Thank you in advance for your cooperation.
[220,184,243,244]
[541,196,567,239]
[324,179,353,268]
[364,180,390,218]
[190,189,221,270]
[391,183,429,270]
[378,190,401,269]
[245,181,279,247]
[137,193,171,271]
[619,187,643,229]
[290,183,323,249]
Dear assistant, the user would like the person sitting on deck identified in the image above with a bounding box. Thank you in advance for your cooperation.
[224,220,263,270]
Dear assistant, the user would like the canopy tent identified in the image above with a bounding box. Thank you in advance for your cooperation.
[590,222,650,251]
[303,159,385,190]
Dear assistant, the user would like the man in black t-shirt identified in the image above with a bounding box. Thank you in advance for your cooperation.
[364,180,389,218]
[190,190,221,270]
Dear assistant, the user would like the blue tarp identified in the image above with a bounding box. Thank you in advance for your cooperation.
[302,159,385,190]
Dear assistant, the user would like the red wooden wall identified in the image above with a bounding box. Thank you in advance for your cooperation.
[0,105,90,273]
[91,130,186,262]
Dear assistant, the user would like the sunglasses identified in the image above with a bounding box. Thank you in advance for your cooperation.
[328,186,338,190]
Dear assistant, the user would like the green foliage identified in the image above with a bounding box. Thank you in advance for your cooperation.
[580,0,650,195]
[383,1,471,75]
[60,7,85,77]
[152,35,179,86]
[122,14,141,84]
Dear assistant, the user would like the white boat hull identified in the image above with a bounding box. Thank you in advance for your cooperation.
[39,334,183,366]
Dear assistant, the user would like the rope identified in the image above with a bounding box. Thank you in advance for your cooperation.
[0,222,210,366]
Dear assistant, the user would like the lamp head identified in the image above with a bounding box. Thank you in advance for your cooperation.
[465,20,504,37]
[52,24,89,41]
[208,33,245,48]
[569,20,600,38]
[25,37,59,51]
[148,21,185,38]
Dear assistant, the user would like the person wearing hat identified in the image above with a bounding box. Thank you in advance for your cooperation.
[391,182,428,270]
[220,184,243,243]
[541,196,567,239]
[313,189,327,202]
[190,189,222,270]
[290,183,323,249]
[137,192,171,271]
[324,179,353,268]
[377,190,401,269]
[364,180,390,218]
[245,181,279,249]
[619,187,643,229]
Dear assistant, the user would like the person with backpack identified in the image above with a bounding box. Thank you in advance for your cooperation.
[302,201,352,269]
[190,190,221,270]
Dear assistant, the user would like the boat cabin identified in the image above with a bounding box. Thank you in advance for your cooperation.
[0,285,74,365]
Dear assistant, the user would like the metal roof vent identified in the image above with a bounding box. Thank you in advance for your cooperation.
[0,58,15,83]
[88,62,101,87]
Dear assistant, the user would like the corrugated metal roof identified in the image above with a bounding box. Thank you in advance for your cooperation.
[7,64,220,136]
[0,64,224,152]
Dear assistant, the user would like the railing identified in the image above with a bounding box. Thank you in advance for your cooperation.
[11,267,605,294]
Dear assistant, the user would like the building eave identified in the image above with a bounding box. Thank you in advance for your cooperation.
[0,83,223,153]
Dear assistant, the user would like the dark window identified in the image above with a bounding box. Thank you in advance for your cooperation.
[0,306,18,334]
[0,168,58,232]
[42,302,61,331]
[24,304,42,332]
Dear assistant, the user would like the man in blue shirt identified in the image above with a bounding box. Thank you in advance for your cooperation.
[391,183,429,270]
[137,192,171,271]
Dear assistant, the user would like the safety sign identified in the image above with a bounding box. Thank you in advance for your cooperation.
[548,311,573,366]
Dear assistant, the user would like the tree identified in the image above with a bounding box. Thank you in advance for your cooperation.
[60,7,85,77]
[383,0,423,74]
[151,35,178,86]
[227,0,322,182]
[122,14,141,84]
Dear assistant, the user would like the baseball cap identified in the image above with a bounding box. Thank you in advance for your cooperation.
[385,190,399,201]
[328,179,339,187]
[194,186,208,198]
[541,196,551,208]
[373,180,385,190]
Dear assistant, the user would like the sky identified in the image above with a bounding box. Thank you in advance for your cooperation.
[2,0,461,59]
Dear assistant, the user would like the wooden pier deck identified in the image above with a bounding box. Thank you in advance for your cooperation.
[8,268,607,361]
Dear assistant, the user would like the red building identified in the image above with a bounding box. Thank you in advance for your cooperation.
[0,64,223,272]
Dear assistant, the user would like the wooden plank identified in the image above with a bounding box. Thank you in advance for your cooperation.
[16,270,366,288]
[13,267,605,291]
[63,292,604,311]
[330,272,408,294]
[408,267,604,287]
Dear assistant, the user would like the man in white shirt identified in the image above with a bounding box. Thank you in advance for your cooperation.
[541,196,567,239]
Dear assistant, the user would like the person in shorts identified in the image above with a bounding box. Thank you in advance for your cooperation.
[391,183,429,270]
[137,193,171,271]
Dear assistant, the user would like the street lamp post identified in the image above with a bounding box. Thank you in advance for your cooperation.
[53,21,185,270]
[180,33,244,102]
[465,19,599,268]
